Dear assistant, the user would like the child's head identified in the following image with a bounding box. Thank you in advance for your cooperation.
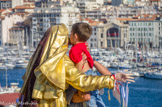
[70,22,92,44]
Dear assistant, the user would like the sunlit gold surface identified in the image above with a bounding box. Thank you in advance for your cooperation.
[21,24,115,107]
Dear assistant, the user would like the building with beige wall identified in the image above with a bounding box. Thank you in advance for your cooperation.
[9,27,24,47]
[87,20,129,49]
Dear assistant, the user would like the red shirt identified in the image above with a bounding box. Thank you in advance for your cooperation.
[69,43,93,68]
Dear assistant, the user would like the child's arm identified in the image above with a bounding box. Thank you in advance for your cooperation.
[93,61,112,75]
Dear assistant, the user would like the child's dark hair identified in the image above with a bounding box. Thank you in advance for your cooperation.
[72,22,92,42]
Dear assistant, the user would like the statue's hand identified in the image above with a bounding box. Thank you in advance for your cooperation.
[115,72,135,83]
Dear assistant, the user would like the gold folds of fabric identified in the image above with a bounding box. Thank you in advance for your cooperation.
[21,24,115,107]
[64,55,115,92]
[33,24,69,100]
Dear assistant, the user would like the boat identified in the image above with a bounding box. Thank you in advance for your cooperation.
[0,63,15,70]
[119,63,132,69]
[0,64,7,70]
[110,62,119,68]
[144,69,162,79]
[15,60,28,68]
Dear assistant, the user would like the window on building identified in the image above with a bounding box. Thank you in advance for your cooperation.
[39,23,43,26]
[91,43,93,47]
[101,41,103,47]
[94,44,96,47]
[40,19,43,22]
[149,33,151,36]
[93,27,96,32]
[33,19,37,21]
[148,38,150,42]
[101,33,103,38]
[124,34,126,38]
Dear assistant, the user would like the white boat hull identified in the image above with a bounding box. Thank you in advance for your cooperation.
[144,72,162,79]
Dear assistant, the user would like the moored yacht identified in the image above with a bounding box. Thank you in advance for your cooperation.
[144,69,162,79]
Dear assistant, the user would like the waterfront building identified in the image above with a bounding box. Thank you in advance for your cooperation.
[9,26,25,47]
[76,0,103,18]
[32,0,80,48]
[95,22,129,49]
[85,18,129,49]
[1,14,24,46]
[0,9,12,45]
[84,18,102,49]
[117,14,162,48]
[88,25,98,48]
[0,8,30,46]
[0,0,11,9]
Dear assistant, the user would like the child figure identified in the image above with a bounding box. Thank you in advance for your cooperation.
[68,22,108,107]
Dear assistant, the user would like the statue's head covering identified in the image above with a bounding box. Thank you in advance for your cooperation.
[34,23,69,89]
[20,24,69,103]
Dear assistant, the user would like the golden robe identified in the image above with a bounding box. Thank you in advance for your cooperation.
[20,24,115,107]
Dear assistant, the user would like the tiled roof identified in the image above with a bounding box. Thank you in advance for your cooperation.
[83,18,103,26]
[0,9,5,13]
[14,6,34,9]
[117,14,162,21]
[0,93,19,106]
[13,12,29,15]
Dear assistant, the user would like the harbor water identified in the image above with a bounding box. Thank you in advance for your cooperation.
[0,68,162,107]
